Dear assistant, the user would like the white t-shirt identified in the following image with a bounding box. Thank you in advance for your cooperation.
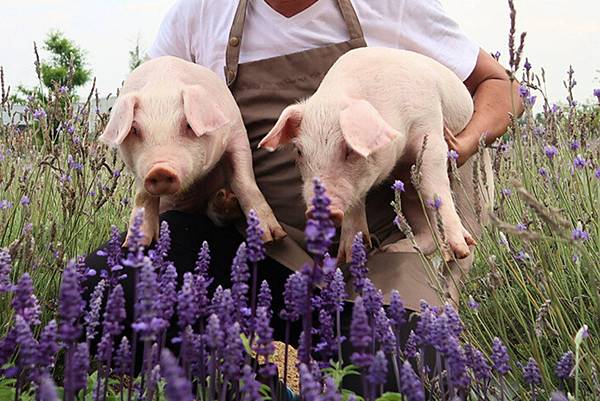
[148,0,479,82]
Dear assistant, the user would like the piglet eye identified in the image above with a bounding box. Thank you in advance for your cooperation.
[345,147,353,160]
[130,127,138,136]
[296,148,302,158]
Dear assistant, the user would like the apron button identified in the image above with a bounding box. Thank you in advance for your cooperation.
[227,69,236,81]
[229,36,240,47]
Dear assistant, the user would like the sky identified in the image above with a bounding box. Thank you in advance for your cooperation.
[0,0,598,104]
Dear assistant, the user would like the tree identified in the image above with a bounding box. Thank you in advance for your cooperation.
[129,36,145,72]
[39,31,91,90]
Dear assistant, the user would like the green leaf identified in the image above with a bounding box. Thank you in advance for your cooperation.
[241,333,253,355]
[342,389,365,401]
[375,392,403,401]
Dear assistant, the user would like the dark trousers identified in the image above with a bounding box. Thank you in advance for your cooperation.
[84,211,425,395]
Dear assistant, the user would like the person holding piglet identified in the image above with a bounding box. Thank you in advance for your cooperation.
[85,0,524,395]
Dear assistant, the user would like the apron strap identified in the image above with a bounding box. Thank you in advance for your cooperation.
[225,0,365,86]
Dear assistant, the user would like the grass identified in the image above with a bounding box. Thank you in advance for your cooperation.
[1,31,599,401]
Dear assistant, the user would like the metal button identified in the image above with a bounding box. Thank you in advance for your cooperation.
[229,37,240,47]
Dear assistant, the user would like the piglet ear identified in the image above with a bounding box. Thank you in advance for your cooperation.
[183,85,230,136]
[99,93,137,147]
[339,99,400,158]
[258,104,304,151]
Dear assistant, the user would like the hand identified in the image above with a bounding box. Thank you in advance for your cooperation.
[444,126,479,167]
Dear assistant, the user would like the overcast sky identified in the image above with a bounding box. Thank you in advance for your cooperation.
[1,0,598,104]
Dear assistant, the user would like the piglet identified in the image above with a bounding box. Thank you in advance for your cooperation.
[100,56,285,245]
[259,47,475,262]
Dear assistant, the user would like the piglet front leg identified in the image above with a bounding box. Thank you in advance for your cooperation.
[416,130,475,260]
[124,183,160,247]
[337,201,372,263]
[227,133,287,243]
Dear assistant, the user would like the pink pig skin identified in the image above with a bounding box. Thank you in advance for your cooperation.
[100,56,285,245]
[259,47,475,262]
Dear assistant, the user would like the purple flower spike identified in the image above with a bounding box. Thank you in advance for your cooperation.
[231,243,250,314]
[160,350,194,401]
[392,180,405,192]
[205,314,224,350]
[316,309,337,359]
[155,263,178,325]
[400,360,425,401]
[71,343,90,393]
[12,273,41,325]
[368,350,388,386]
[133,259,161,340]
[551,391,569,401]
[464,344,491,382]
[544,145,558,160]
[177,272,198,331]
[58,263,84,344]
[115,337,132,376]
[194,241,211,276]
[522,357,542,386]
[447,149,459,161]
[405,331,418,359]
[444,303,464,337]
[257,280,272,318]
[0,248,14,292]
[491,337,511,375]
[246,210,265,263]
[555,351,574,380]
[150,221,171,271]
[388,290,406,331]
[15,315,38,373]
[322,376,342,401]
[99,284,126,359]
[37,374,59,401]
[305,178,336,257]
[350,297,372,368]
[446,336,470,388]
[37,320,59,373]
[84,279,106,342]
[349,233,368,294]
[299,364,321,401]
[223,322,244,381]
[241,364,262,401]
[254,306,276,377]
[572,224,590,241]
[281,272,308,322]
[593,88,600,101]
[573,154,586,169]
[321,267,346,314]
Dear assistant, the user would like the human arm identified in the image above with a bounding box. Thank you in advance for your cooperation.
[445,48,525,166]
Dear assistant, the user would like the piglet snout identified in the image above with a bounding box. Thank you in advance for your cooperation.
[306,207,344,226]
[144,165,181,195]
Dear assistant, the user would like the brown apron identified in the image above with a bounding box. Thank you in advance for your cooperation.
[225,0,494,311]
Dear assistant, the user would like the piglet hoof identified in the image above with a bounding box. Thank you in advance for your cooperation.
[122,226,156,248]
[445,228,474,261]
[254,210,287,243]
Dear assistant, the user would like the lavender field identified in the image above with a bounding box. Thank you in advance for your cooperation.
[0,26,599,401]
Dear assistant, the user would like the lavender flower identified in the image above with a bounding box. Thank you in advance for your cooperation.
[254,306,276,377]
[70,343,90,393]
[491,337,511,375]
[15,314,38,374]
[405,331,418,359]
[392,179,405,192]
[133,258,162,340]
[551,391,569,401]
[195,241,211,276]
[573,154,586,169]
[103,284,126,337]
[400,360,425,401]
[522,357,542,386]
[205,314,224,350]
[0,248,13,292]
[241,364,262,401]
[257,280,272,318]
[467,295,480,310]
[524,58,532,72]
[316,309,337,359]
[544,145,558,160]
[305,178,335,257]
[593,88,600,102]
[350,297,372,368]
[430,314,451,354]
[444,303,464,337]
[0,329,17,367]
[572,224,590,241]
[321,267,346,314]
[231,243,250,315]
[12,273,41,325]
[368,350,388,387]
[37,320,59,373]
[150,221,171,269]
[322,376,342,401]
[464,344,492,382]
[58,263,84,344]
[281,271,308,321]
[33,108,47,120]
[155,263,178,326]
[160,350,194,401]
[115,337,131,376]
[177,272,198,331]
[20,195,30,206]
[349,233,368,294]
[37,374,59,401]
[222,322,244,381]
[246,210,265,262]
[415,300,436,346]
[446,336,470,388]
[427,195,442,210]
[299,364,321,401]
[84,279,106,342]
[555,351,574,380]
[388,289,406,331]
